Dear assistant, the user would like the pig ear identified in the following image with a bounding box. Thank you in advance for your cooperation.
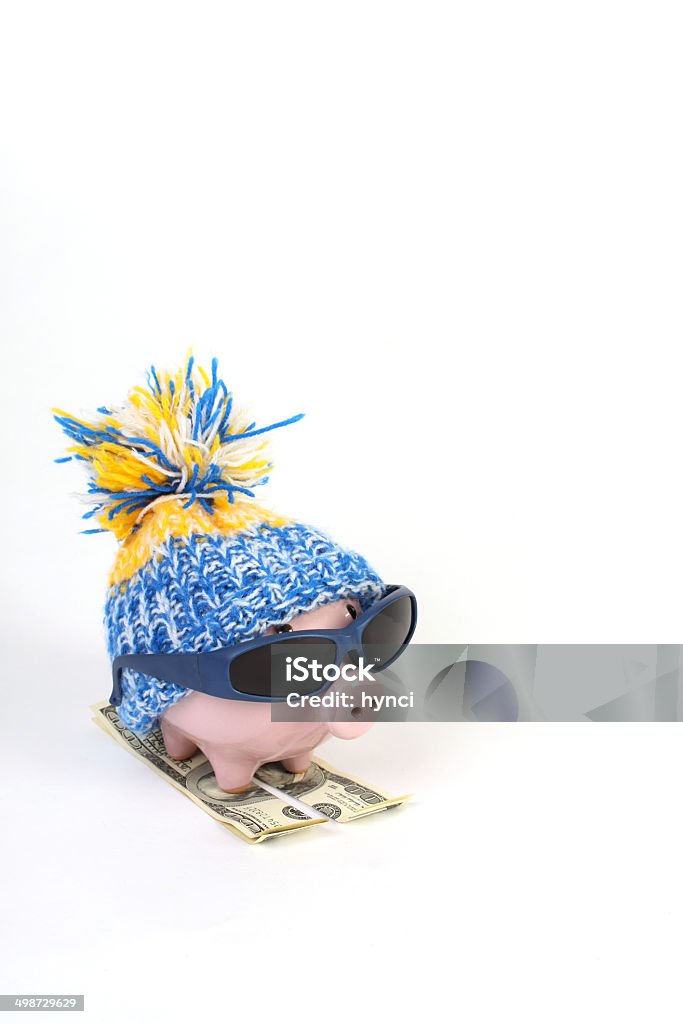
[53,352,304,542]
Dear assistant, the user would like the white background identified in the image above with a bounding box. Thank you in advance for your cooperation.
[1,2,682,1021]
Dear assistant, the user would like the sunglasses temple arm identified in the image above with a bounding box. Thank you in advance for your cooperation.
[109,654,204,707]
[110,665,124,707]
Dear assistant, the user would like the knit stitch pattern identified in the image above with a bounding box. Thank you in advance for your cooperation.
[106,522,384,734]
[55,355,386,736]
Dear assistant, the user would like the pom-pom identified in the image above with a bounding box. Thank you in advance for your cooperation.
[53,354,303,541]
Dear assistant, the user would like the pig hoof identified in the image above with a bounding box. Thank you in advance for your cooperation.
[208,760,257,793]
[160,721,199,760]
[281,755,312,774]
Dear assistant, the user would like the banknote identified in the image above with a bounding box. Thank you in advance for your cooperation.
[92,701,409,841]
[91,702,327,844]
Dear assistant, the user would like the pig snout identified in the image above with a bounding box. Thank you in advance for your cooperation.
[324,672,383,739]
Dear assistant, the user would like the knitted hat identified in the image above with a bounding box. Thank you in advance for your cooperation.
[54,355,384,735]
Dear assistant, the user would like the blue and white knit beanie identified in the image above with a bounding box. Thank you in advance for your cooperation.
[54,355,384,735]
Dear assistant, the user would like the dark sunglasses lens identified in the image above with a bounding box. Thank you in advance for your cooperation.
[230,637,338,698]
[362,596,414,667]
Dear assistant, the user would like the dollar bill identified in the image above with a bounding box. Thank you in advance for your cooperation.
[91,701,410,841]
[255,760,410,822]
[91,702,327,844]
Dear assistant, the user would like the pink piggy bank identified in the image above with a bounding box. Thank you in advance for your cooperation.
[160,598,379,791]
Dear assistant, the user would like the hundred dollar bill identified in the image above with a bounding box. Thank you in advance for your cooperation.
[92,701,410,838]
[91,702,327,844]
[255,758,410,821]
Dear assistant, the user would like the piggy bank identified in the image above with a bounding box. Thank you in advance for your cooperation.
[55,356,406,793]
[160,598,377,791]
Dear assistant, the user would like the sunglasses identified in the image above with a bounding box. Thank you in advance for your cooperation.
[110,584,417,706]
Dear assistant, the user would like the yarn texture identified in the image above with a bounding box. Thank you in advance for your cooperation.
[55,355,384,734]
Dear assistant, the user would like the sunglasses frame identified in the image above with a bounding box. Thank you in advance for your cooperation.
[110,584,417,707]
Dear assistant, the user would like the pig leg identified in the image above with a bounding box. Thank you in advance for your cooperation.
[281,752,313,774]
[160,719,199,760]
[201,745,258,793]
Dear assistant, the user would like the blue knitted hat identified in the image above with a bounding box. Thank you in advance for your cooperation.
[55,355,384,734]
